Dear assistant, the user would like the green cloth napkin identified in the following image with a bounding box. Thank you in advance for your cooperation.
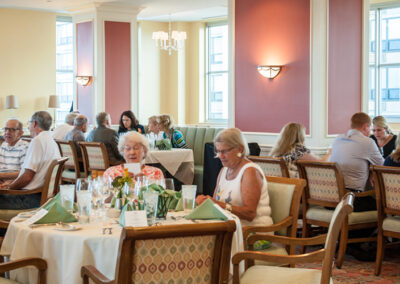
[174,197,183,211]
[119,203,135,227]
[41,193,62,210]
[185,199,227,220]
[35,202,77,224]
[155,139,172,150]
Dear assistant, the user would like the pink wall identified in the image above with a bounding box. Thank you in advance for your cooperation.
[76,21,94,123]
[328,0,362,134]
[104,21,131,124]
[235,0,310,133]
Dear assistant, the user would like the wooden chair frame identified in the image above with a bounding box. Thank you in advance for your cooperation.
[248,156,290,177]
[0,157,68,229]
[81,221,236,284]
[56,140,82,183]
[297,160,377,268]
[232,193,354,284]
[0,257,47,284]
[372,165,400,275]
[79,142,110,178]
[242,176,306,268]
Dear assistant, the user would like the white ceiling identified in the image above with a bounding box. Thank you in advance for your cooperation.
[0,0,228,21]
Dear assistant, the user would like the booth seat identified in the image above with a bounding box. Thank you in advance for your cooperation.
[174,126,224,193]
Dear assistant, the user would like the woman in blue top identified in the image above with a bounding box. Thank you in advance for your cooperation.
[158,114,187,148]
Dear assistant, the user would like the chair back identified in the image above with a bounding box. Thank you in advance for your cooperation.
[248,156,289,177]
[79,142,110,177]
[372,165,400,214]
[297,160,346,208]
[321,193,354,283]
[266,176,306,236]
[40,157,68,205]
[114,221,236,284]
[56,140,80,179]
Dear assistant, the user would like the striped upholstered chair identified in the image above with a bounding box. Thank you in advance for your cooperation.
[297,160,377,268]
[248,156,289,178]
[371,165,400,275]
[56,140,84,184]
[81,221,236,284]
[78,142,110,178]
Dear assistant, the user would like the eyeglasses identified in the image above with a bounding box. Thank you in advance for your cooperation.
[214,147,234,156]
[2,127,20,132]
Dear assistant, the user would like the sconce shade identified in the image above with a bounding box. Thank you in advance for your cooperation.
[5,95,19,109]
[76,76,92,86]
[48,95,60,108]
[257,65,282,79]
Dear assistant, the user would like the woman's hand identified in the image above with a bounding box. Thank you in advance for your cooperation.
[195,194,211,205]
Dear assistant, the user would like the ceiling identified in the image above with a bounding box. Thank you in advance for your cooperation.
[0,0,228,21]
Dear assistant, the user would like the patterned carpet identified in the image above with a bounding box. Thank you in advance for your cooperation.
[297,247,400,283]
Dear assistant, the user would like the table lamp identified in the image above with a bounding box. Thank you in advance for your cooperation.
[48,95,60,128]
[5,95,19,117]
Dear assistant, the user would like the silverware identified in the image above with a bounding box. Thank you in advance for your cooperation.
[29,223,57,228]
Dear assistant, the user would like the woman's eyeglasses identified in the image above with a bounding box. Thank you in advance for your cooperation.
[214,147,234,156]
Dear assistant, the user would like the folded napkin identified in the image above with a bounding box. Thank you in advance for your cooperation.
[119,203,135,227]
[155,139,172,150]
[185,199,227,220]
[174,197,183,211]
[35,202,77,224]
[41,193,62,210]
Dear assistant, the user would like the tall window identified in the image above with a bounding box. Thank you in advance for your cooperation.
[56,17,73,123]
[206,23,228,122]
[369,7,400,120]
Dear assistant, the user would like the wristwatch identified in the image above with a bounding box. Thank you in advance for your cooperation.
[225,203,232,212]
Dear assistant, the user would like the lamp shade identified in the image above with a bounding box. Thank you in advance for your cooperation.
[5,95,19,109]
[48,95,60,108]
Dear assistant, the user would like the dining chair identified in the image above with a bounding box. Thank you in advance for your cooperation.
[232,193,354,284]
[56,140,84,184]
[0,157,68,229]
[243,176,306,267]
[297,160,377,268]
[248,156,290,178]
[371,165,400,276]
[0,257,47,284]
[81,221,236,284]
[79,142,110,178]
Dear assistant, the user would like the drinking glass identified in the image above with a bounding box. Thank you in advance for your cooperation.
[164,178,175,191]
[76,178,92,224]
[143,191,158,226]
[59,184,75,213]
[182,185,197,213]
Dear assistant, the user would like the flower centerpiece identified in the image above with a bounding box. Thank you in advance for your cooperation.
[111,168,135,210]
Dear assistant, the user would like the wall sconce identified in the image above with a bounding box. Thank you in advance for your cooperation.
[76,76,93,86]
[257,65,282,79]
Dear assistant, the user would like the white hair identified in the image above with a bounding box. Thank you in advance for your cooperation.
[118,131,149,159]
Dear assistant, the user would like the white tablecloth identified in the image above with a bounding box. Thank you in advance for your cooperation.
[145,149,194,185]
[1,211,243,284]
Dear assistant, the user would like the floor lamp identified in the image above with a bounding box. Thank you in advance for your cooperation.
[5,95,19,118]
[48,95,60,129]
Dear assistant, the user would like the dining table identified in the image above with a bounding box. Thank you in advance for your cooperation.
[0,210,244,284]
[144,148,194,185]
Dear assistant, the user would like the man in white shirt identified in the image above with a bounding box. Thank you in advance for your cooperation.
[52,112,78,140]
[0,119,29,181]
[0,111,61,209]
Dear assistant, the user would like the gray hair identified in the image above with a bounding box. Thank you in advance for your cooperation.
[96,112,109,126]
[65,113,79,125]
[6,118,23,130]
[214,128,249,157]
[74,115,88,127]
[118,131,150,159]
[31,111,52,131]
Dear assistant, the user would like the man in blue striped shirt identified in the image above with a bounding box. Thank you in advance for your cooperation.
[0,119,29,181]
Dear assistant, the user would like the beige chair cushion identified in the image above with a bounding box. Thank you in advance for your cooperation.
[254,243,288,266]
[62,170,84,179]
[268,182,295,236]
[0,277,19,284]
[306,206,377,225]
[240,265,333,284]
[0,208,37,221]
[383,216,400,233]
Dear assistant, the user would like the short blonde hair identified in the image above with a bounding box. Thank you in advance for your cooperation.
[214,128,249,157]
[270,123,306,157]
[373,115,392,134]
[148,115,160,125]
[118,131,149,159]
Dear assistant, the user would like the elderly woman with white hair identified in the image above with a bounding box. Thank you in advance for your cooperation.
[196,128,272,227]
[103,131,164,182]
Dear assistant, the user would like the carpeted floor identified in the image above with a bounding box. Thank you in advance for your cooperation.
[297,247,400,283]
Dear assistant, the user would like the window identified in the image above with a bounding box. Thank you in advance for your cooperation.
[206,23,228,122]
[369,7,400,120]
[56,17,74,123]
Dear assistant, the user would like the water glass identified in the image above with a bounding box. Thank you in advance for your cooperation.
[76,178,92,224]
[182,185,197,213]
[143,191,158,226]
[59,185,75,212]
[164,178,175,191]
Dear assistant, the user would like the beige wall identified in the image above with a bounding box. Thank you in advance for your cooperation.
[0,8,56,129]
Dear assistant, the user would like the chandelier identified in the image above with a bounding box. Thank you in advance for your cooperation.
[152,17,187,55]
